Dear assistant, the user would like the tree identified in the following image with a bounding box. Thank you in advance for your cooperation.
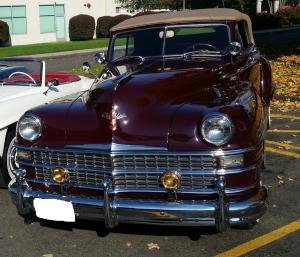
[118,0,171,11]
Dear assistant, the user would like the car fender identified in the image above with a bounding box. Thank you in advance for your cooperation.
[0,127,8,158]
[260,57,273,105]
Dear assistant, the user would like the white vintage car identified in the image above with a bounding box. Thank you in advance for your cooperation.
[0,58,92,186]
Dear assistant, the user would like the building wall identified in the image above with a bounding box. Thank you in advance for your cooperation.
[0,0,131,45]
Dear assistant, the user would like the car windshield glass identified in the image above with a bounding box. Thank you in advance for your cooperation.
[112,27,164,61]
[0,59,42,86]
[111,24,229,61]
[165,25,229,55]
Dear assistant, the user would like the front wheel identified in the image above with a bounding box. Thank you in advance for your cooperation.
[0,130,18,187]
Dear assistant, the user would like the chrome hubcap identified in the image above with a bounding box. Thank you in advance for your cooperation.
[6,137,19,179]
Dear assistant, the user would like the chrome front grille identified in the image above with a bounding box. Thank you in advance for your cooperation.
[32,151,216,171]
[114,173,216,190]
[33,151,112,170]
[36,167,104,186]
[20,148,218,190]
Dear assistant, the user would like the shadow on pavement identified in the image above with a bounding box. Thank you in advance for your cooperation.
[38,219,219,241]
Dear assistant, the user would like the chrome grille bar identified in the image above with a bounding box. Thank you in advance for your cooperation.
[18,146,218,190]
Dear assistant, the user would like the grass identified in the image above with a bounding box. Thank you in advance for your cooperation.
[0,39,109,57]
[69,65,104,77]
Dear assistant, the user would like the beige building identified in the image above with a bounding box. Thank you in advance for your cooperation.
[0,0,132,45]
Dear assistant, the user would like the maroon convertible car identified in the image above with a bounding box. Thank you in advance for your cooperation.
[10,8,273,232]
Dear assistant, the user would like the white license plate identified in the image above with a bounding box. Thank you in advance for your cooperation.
[33,198,75,222]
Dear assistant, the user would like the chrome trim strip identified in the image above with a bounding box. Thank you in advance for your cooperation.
[26,179,257,195]
[19,161,257,176]
[15,143,258,156]
[65,143,168,152]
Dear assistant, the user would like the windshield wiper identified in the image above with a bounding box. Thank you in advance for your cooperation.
[183,50,221,59]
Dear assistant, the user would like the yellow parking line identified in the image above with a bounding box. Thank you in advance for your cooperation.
[266,140,300,150]
[265,146,300,158]
[268,129,300,133]
[215,219,300,257]
[271,114,300,120]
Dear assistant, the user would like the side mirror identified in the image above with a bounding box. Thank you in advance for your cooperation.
[82,62,91,73]
[95,52,106,64]
[229,42,242,56]
[47,79,59,87]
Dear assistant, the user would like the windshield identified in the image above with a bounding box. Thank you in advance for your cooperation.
[111,24,230,61]
[0,59,42,86]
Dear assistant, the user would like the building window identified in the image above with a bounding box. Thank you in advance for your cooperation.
[39,4,64,33]
[116,7,121,13]
[0,5,27,34]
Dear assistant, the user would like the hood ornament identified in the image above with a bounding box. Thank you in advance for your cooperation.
[102,107,127,131]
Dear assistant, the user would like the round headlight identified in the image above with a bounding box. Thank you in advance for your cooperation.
[201,114,233,146]
[18,115,42,141]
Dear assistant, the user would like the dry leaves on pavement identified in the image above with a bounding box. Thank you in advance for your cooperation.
[270,55,300,112]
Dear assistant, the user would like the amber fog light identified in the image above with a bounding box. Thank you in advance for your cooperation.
[161,171,181,190]
[52,167,69,183]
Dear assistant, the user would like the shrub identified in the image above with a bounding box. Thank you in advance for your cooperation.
[133,11,156,17]
[96,16,113,38]
[109,14,131,29]
[251,14,283,30]
[0,20,10,47]
[69,14,95,41]
[276,6,300,26]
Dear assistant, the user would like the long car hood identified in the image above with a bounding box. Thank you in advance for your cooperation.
[22,58,252,150]
[62,59,239,148]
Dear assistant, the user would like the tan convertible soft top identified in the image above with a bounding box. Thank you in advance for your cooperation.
[111,8,254,43]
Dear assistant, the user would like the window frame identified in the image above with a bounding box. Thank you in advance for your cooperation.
[39,4,65,34]
[0,5,27,35]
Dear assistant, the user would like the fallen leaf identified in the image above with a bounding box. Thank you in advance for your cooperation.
[126,242,132,248]
[147,242,160,250]
[288,178,294,181]
[272,204,277,208]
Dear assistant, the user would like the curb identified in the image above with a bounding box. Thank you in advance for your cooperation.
[23,47,107,60]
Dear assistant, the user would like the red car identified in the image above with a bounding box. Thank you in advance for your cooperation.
[10,8,273,231]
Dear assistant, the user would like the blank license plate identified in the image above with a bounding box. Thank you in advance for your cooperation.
[33,198,75,222]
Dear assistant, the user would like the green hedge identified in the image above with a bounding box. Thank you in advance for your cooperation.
[96,16,113,38]
[109,14,131,29]
[69,14,95,41]
[0,20,10,47]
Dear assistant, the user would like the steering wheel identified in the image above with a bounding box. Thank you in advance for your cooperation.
[184,43,220,52]
[8,71,37,84]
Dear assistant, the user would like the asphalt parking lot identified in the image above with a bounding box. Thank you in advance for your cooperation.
[0,110,299,257]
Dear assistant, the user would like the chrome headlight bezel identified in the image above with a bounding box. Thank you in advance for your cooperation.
[201,114,234,146]
[17,114,42,142]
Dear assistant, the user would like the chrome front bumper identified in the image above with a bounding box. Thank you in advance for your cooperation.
[9,170,268,231]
